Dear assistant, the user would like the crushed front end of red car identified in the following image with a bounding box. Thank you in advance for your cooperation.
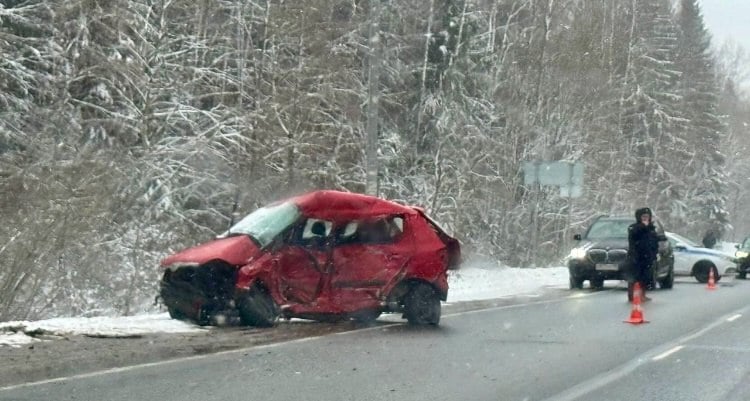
[159,190,461,327]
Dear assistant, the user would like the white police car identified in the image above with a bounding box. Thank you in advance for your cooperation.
[666,232,738,283]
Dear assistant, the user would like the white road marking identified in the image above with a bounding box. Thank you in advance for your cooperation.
[652,345,684,361]
[727,314,742,322]
[545,305,750,401]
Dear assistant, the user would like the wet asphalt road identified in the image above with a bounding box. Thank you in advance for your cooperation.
[2,278,750,401]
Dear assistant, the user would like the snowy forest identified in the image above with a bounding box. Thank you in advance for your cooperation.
[2,0,749,320]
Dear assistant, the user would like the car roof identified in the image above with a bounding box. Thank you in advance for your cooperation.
[289,190,417,221]
[596,215,631,221]
[596,214,662,222]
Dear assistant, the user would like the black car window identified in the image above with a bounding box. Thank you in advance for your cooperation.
[302,218,332,239]
[337,216,404,245]
[292,218,332,248]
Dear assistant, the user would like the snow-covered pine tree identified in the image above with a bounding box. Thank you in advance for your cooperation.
[617,0,684,221]
[673,0,730,238]
[714,43,750,238]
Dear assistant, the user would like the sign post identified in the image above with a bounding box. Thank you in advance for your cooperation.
[523,161,584,197]
[522,161,585,261]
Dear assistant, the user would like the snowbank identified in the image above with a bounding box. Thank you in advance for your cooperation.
[448,264,568,302]
[0,314,203,347]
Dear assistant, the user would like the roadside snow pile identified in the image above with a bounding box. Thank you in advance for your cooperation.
[0,332,42,347]
[0,313,204,348]
[448,257,568,302]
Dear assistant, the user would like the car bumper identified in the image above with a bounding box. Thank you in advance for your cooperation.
[568,260,628,280]
[716,260,738,276]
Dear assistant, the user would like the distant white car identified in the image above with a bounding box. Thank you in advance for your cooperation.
[666,232,738,283]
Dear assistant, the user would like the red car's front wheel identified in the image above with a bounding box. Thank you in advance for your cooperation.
[238,285,279,327]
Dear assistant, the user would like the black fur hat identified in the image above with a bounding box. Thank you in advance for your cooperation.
[635,207,652,220]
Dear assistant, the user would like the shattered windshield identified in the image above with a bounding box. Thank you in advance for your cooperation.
[226,202,301,247]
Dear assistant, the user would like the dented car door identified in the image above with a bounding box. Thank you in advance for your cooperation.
[274,218,333,305]
[330,216,412,305]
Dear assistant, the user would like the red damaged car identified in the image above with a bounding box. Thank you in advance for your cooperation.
[159,190,461,327]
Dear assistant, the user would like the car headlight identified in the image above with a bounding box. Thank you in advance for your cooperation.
[735,250,748,259]
[569,248,587,260]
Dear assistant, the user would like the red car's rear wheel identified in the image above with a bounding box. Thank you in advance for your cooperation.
[404,283,441,325]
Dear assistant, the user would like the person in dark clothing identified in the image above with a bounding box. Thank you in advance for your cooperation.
[702,229,718,249]
[627,207,659,302]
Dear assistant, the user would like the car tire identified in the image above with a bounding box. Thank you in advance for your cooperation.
[738,271,747,280]
[196,304,213,326]
[238,285,279,327]
[694,263,719,284]
[589,278,604,290]
[650,268,659,290]
[404,283,441,325]
[645,268,657,290]
[659,268,674,289]
[569,275,584,290]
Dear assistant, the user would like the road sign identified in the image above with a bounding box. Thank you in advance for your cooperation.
[522,161,584,198]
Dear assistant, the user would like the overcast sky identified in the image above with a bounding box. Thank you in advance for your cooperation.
[698,0,750,51]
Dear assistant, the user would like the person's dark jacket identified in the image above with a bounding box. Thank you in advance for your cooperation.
[628,223,659,264]
[628,208,659,266]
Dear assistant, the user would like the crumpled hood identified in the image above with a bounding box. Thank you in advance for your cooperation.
[160,235,260,268]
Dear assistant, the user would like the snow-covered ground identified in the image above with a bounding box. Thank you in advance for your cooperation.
[0,314,206,347]
[0,262,568,348]
[447,262,567,302]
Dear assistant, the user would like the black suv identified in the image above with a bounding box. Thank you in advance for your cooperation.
[567,216,675,290]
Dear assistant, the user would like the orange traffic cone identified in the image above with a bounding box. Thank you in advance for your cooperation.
[624,282,649,324]
[707,268,717,290]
